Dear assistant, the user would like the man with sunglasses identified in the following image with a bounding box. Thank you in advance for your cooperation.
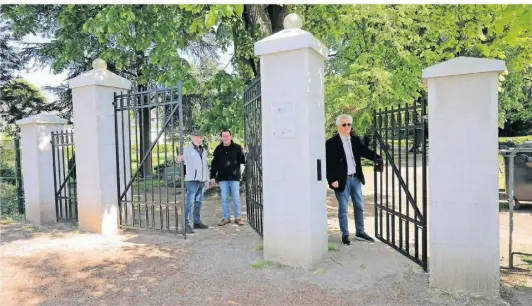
[326,114,383,245]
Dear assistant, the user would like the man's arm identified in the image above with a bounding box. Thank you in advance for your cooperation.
[237,145,246,165]
[325,140,337,185]
[210,146,219,179]
[180,146,190,176]
[355,136,382,163]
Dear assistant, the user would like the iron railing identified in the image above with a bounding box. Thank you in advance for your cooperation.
[114,83,186,234]
[373,101,428,271]
[51,130,78,221]
[243,77,263,236]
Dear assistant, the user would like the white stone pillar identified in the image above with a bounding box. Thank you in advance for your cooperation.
[423,57,505,298]
[69,59,131,235]
[255,14,329,268]
[16,114,67,225]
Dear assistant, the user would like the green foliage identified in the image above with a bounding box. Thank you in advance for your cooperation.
[499,135,532,145]
[298,4,532,136]
[0,182,19,216]
[0,79,50,134]
[2,4,530,137]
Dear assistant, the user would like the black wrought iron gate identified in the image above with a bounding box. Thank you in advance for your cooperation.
[243,77,263,236]
[51,130,78,221]
[373,101,428,271]
[114,82,185,234]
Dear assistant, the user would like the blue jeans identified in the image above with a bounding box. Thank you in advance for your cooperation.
[334,175,365,236]
[219,180,241,220]
[185,181,205,225]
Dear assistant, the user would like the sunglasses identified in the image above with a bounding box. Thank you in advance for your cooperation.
[341,123,352,127]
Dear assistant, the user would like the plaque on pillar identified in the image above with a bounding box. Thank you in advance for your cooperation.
[271,103,295,138]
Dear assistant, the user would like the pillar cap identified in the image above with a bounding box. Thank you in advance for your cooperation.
[423,57,505,80]
[255,13,328,59]
[283,13,303,29]
[16,113,68,126]
[92,58,108,70]
[69,58,131,90]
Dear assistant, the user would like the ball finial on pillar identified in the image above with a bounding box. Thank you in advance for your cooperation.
[92,58,107,70]
[283,13,303,29]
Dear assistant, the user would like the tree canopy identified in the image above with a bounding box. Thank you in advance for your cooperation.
[1,4,530,137]
[0,21,49,135]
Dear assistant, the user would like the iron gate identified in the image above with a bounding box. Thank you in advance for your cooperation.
[373,101,428,271]
[114,82,185,234]
[51,130,78,221]
[0,136,24,217]
[243,77,263,236]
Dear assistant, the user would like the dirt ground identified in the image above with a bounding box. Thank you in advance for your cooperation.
[1,181,531,305]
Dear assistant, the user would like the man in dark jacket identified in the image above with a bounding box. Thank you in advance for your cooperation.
[326,114,383,245]
[210,130,246,226]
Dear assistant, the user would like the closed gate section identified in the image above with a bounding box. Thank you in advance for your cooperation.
[51,130,78,221]
[373,101,428,271]
[243,77,263,236]
[114,83,185,233]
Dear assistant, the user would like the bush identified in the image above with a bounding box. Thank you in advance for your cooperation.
[0,166,16,185]
[499,136,532,146]
[0,182,19,216]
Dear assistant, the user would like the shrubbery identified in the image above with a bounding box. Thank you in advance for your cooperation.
[0,181,20,216]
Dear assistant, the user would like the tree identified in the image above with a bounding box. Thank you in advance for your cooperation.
[0,20,50,135]
[296,4,532,136]
[0,79,49,135]
[2,4,530,139]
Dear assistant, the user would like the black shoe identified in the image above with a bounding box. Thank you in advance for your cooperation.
[185,224,195,234]
[342,235,351,245]
[193,222,209,229]
[355,232,375,243]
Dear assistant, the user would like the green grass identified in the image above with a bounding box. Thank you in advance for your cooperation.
[251,260,275,269]
[328,243,339,252]
[315,267,327,274]
[256,243,263,251]
[522,255,532,267]
[0,217,16,225]
[499,136,532,145]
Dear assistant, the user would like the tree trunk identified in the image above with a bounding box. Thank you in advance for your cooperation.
[240,5,289,79]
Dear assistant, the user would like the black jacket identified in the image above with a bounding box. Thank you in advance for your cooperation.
[325,133,381,192]
[210,141,246,181]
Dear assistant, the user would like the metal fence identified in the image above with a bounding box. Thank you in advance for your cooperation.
[0,137,24,217]
[114,84,186,233]
[51,130,78,221]
[243,77,263,236]
[373,102,428,271]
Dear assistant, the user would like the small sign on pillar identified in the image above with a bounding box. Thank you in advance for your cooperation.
[271,103,296,138]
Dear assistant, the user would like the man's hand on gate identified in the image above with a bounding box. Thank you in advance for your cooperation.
[331,181,339,188]
[210,178,215,185]
[176,155,184,163]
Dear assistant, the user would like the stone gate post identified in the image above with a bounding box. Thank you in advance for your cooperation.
[69,59,131,235]
[423,57,505,298]
[255,13,329,268]
[16,114,67,225]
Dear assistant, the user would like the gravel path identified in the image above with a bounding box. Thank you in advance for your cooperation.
[1,182,531,305]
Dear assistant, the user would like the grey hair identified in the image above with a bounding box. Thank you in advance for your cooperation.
[335,114,353,126]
